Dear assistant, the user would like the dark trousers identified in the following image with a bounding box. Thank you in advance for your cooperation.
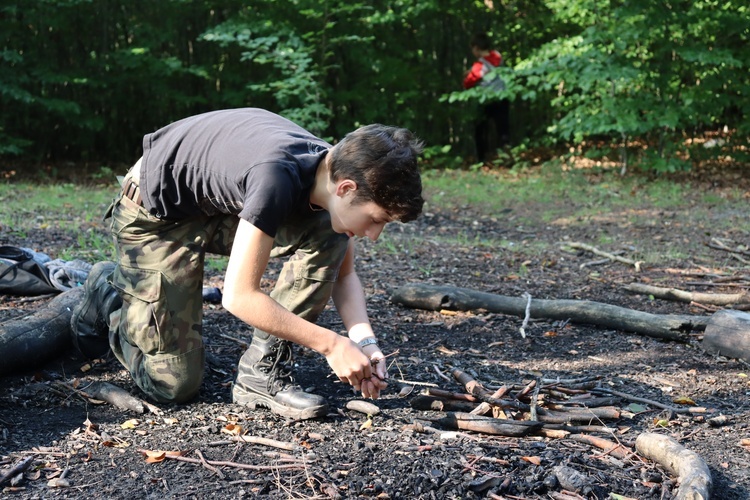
[475,100,510,161]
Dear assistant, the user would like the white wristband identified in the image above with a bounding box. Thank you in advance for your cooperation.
[358,337,379,348]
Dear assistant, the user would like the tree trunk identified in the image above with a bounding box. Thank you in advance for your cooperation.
[390,284,709,342]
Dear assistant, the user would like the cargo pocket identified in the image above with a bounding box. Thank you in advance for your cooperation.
[112,265,169,355]
[302,265,339,284]
[284,265,340,322]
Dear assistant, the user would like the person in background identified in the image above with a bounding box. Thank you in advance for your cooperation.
[69,108,424,420]
[463,32,510,162]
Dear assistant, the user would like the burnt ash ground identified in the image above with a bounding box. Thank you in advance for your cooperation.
[1,165,750,499]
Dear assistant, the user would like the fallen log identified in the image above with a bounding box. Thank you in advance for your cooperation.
[635,432,712,500]
[390,284,708,342]
[702,309,750,363]
[624,282,750,306]
[0,287,83,376]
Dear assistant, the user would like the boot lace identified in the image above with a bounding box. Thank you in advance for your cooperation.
[265,342,297,394]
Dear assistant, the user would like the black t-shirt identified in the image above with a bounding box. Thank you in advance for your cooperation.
[139,108,330,237]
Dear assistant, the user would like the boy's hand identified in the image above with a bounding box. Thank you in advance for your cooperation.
[326,335,375,393]
[361,343,388,399]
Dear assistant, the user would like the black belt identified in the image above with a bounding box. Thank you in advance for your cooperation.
[122,178,142,206]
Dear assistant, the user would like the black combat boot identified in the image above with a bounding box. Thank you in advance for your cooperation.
[232,333,329,420]
[70,261,122,359]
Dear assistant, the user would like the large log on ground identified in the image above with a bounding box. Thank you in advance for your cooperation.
[0,287,82,376]
[390,284,709,342]
[702,309,750,362]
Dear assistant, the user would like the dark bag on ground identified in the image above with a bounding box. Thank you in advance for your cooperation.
[0,246,59,296]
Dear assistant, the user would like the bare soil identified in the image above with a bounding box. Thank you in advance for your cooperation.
[1,165,750,499]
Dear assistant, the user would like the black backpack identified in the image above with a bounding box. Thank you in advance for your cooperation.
[0,246,58,296]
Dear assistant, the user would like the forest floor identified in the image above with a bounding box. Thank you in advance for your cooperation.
[1,158,750,499]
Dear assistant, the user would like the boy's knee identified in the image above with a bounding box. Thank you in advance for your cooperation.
[137,348,205,403]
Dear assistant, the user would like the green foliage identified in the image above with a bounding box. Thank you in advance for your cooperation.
[0,0,747,173]
[509,0,750,168]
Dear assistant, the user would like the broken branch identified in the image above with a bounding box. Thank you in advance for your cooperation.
[568,434,636,461]
[0,456,34,485]
[635,432,712,500]
[624,282,750,306]
[564,241,644,271]
[591,387,710,415]
[138,449,306,471]
[430,412,544,437]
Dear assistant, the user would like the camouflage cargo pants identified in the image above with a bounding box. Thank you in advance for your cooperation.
[107,163,349,403]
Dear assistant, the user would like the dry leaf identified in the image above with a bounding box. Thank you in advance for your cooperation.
[521,456,541,465]
[121,419,139,429]
[141,450,185,463]
[47,478,70,488]
[221,423,243,436]
[359,418,373,430]
[436,345,458,356]
[672,396,696,406]
[398,385,414,398]
[163,417,179,425]
[543,331,558,337]
[143,451,167,463]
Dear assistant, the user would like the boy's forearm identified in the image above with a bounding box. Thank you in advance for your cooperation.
[331,271,376,343]
[224,289,339,355]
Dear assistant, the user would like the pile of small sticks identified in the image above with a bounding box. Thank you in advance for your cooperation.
[409,368,711,441]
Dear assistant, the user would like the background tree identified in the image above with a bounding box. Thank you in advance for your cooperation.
[0,0,746,170]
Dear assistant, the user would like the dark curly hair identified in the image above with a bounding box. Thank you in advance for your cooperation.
[328,124,424,223]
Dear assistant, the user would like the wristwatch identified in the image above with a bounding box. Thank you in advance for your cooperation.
[358,337,379,348]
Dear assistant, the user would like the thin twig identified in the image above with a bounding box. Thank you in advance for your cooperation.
[392,378,439,387]
[529,380,542,422]
[591,387,710,415]
[195,449,225,479]
[565,241,643,271]
[218,333,249,347]
[433,364,452,382]
[137,449,305,471]
[519,292,532,338]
